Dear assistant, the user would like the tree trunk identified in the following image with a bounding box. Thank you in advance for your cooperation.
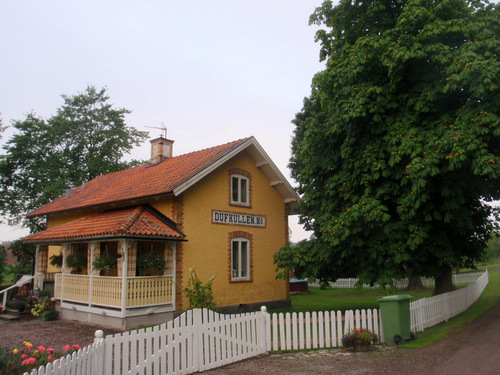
[406,266,423,290]
[435,264,454,295]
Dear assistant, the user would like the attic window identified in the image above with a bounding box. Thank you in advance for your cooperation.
[231,174,249,206]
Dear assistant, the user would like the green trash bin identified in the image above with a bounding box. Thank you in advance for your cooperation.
[378,294,413,346]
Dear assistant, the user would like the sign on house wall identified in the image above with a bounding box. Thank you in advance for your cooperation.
[212,210,266,228]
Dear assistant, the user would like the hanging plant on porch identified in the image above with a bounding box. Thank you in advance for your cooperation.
[92,253,118,272]
[137,252,166,274]
[49,253,63,268]
[65,253,87,269]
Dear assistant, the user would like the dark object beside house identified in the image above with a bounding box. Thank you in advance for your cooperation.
[289,278,309,294]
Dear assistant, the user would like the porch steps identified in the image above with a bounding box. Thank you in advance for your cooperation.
[0,309,20,321]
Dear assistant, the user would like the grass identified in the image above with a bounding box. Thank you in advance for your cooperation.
[271,286,434,314]
[401,265,500,348]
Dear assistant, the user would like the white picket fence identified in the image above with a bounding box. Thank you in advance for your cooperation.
[310,271,484,289]
[410,270,489,333]
[266,308,383,352]
[25,308,266,375]
[25,270,489,375]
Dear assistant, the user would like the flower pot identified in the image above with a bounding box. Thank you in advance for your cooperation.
[353,343,371,352]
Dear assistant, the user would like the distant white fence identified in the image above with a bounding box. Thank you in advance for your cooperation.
[266,308,383,352]
[310,271,484,289]
[410,270,489,333]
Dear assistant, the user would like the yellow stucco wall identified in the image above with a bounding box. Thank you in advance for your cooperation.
[178,151,288,309]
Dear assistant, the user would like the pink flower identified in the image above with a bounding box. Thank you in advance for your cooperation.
[48,355,54,361]
[71,344,81,350]
[64,344,71,351]
[37,346,46,352]
[21,354,28,359]
[47,348,55,354]
[22,357,37,366]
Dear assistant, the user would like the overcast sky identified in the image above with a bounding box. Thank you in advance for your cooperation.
[0,0,328,242]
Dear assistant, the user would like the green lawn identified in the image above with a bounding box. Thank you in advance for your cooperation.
[271,286,434,314]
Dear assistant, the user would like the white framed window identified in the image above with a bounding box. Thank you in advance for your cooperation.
[231,174,249,206]
[231,238,250,281]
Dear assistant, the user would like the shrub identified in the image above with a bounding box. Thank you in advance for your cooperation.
[0,347,23,375]
[184,267,216,309]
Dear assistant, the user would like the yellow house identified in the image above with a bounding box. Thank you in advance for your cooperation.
[23,136,298,329]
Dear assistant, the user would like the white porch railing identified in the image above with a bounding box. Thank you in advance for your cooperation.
[54,274,174,309]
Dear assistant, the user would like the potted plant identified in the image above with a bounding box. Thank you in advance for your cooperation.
[137,252,166,276]
[92,253,118,272]
[65,253,87,273]
[341,329,378,352]
[49,253,63,268]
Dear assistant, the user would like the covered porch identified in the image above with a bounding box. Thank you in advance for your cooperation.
[23,205,186,328]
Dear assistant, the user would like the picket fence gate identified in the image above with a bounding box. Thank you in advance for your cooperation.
[25,308,266,375]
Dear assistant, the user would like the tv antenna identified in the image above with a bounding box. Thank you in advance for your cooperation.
[146,123,168,138]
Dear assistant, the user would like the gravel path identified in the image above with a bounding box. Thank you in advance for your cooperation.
[0,318,123,353]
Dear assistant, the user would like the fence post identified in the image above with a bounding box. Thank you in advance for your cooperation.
[260,306,269,354]
[193,308,203,372]
[94,330,105,375]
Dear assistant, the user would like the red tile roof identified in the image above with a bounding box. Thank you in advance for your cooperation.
[23,206,186,243]
[28,138,249,217]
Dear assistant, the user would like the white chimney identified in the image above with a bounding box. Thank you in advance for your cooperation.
[150,137,174,164]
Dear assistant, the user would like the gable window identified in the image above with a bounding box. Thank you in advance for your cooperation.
[231,238,250,281]
[231,175,249,206]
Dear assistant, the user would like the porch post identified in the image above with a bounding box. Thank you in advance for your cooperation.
[119,240,129,318]
[34,245,40,274]
[171,242,177,310]
[34,245,42,290]
[60,243,69,303]
[88,242,98,307]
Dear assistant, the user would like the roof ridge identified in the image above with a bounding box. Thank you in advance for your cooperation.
[118,206,145,234]
[166,137,249,160]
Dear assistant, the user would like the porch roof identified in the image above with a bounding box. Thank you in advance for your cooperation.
[22,205,186,244]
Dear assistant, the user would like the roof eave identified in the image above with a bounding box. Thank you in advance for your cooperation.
[26,191,174,218]
[172,137,300,208]
[22,233,187,245]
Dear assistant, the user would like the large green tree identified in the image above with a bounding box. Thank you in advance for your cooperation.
[275,0,500,293]
[0,86,148,232]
